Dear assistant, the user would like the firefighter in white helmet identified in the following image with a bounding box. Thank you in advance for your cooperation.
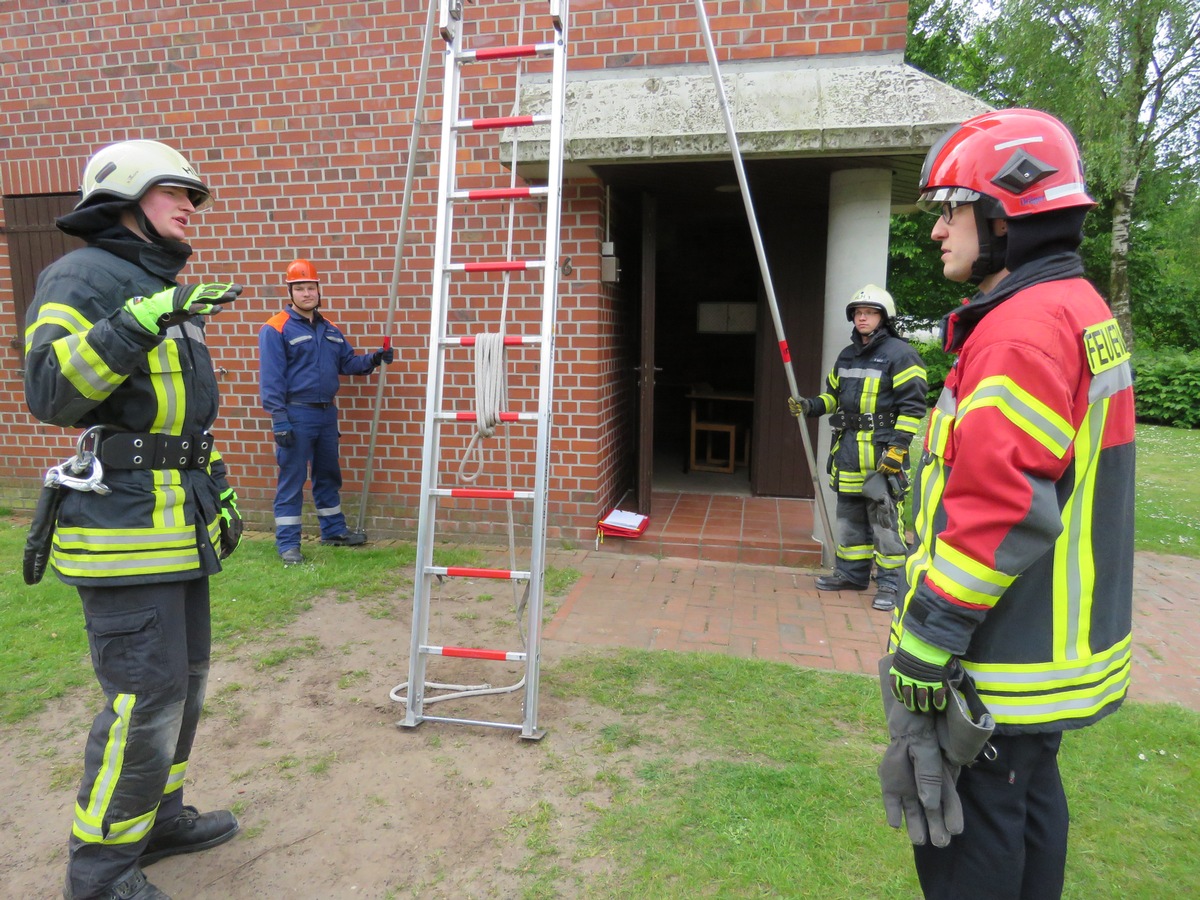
[789,283,928,612]
[878,109,1135,899]
[24,139,243,900]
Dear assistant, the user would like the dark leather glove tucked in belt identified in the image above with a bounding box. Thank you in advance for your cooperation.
[99,432,214,470]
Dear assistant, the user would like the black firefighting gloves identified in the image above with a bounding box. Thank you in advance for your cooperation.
[218,486,243,559]
[877,445,907,477]
[125,283,243,334]
[787,396,815,417]
[890,632,953,713]
[370,346,395,367]
[878,655,964,848]
[274,422,295,449]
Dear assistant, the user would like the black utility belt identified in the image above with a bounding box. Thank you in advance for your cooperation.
[99,432,214,470]
[829,411,896,431]
[288,400,332,409]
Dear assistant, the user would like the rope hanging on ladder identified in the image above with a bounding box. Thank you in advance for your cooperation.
[456,331,508,483]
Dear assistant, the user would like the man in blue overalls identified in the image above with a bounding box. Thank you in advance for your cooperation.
[258,258,393,564]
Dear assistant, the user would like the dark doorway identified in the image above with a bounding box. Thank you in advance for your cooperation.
[600,159,828,503]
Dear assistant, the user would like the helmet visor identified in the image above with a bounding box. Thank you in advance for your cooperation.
[155,179,213,212]
[916,186,981,216]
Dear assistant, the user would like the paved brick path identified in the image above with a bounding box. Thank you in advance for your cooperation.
[542,548,1200,712]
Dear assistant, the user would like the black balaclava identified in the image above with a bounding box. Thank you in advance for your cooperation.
[1004,207,1088,270]
[970,199,1009,284]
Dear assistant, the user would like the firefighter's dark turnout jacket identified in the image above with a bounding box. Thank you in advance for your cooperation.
[24,232,233,585]
[811,328,928,493]
[890,262,1135,734]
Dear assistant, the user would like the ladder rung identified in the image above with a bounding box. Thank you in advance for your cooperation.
[427,566,531,581]
[456,114,551,131]
[431,488,534,500]
[434,411,536,422]
[421,644,528,662]
[444,335,540,347]
[459,42,555,63]
[449,260,546,273]
[451,186,550,202]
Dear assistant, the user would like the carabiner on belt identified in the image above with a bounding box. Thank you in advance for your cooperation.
[44,425,111,495]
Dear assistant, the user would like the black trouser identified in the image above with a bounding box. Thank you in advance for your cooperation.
[67,579,211,899]
[914,731,1068,900]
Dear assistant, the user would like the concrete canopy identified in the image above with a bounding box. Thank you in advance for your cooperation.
[505,55,992,211]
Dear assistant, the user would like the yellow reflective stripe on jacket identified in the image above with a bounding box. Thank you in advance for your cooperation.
[24,301,91,343]
[154,470,187,530]
[1056,398,1106,659]
[29,303,126,400]
[926,540,1013,610]
[147,341,187,434]
[966,635,1131,726]
[52,524,200,577]
[73,693,155,845]
[892,363,925,388]
[958,375,1075,459]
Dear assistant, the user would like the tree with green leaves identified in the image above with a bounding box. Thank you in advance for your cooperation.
[902,0,1200,351]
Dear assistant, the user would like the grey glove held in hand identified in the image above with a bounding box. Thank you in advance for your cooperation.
[877,655,964,848]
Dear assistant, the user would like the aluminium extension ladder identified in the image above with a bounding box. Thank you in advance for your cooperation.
[394,0,570,740]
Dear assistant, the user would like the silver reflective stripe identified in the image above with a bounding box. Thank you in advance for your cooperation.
[317,505,343,517]
[275,516,303,526]
[837,364,886,380]
[1089,362,1133,403]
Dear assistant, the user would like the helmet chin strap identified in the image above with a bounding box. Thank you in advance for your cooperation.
[970,212,1008,285]
[130,205,191,257]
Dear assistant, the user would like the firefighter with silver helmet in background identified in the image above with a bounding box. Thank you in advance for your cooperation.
[23,139,243,900]
[877,109,1135,900]
[789,284,928,612]
[258,258,394,565]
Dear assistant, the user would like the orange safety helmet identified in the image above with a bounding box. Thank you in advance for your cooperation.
[285,258,320,285]
[917,108,1095,220]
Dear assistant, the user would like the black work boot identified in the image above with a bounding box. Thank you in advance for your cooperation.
[814,572,870,592]
[140,806,239,867]
[872,588,897,611]
[320,531,367,547]
[64,865,171,900]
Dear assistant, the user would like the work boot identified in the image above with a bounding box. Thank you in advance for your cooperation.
[64,865,171,900]
[280,547,304,565]
[872,589,897,611]
[321,531,367,547]
[815,572,870,592]
[140,806,239,867]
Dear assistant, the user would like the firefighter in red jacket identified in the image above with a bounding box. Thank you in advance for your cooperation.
[24,140,242,900]
[258,259,393,565]
[878,109,1135,899]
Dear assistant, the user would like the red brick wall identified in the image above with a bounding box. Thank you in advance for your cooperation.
[0,0,906,543]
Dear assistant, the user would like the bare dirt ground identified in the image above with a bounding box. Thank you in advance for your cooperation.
[0,576,629,899]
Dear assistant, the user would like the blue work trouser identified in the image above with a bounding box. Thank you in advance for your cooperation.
[832,492,906,589]
[274,403,348,550]
[67,579,211,900]
[913,731,1068,900]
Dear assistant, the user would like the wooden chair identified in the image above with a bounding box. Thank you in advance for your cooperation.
[688,386,738,474]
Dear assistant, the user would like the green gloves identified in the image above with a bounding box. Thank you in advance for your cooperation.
[889,631,952,713]
[877,445,906,477]
[218,486,243,559]
[125,283,243,334]
[878,656,964,847]
[787,396,813,417]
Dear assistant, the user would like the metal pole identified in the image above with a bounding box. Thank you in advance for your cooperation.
[690,0,836,565]
[356,0,440,535]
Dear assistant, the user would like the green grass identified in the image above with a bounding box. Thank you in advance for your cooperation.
[1134,424,1200,556]
[551,650,1200,900]
[901,422,1199,558]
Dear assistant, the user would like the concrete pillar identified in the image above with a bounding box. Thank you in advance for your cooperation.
[812,168,893,559]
